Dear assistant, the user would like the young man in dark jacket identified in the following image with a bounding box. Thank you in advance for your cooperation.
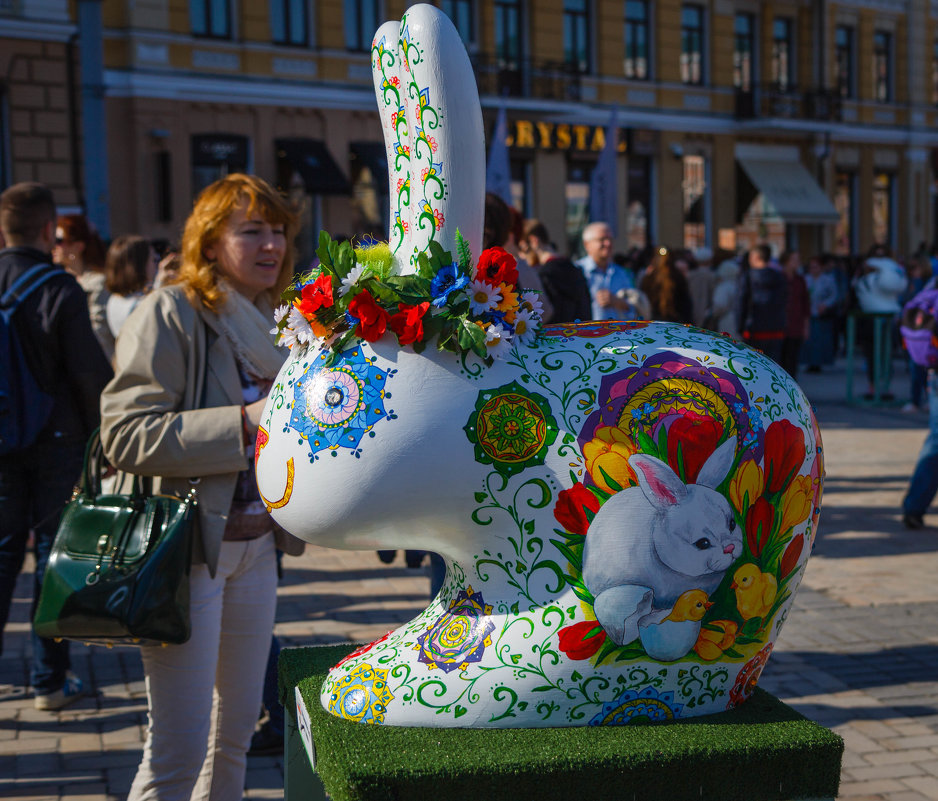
[0,183,112,709]
[736,243,788,364]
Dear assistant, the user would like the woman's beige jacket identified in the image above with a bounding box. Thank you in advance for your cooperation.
[100,284,303,576]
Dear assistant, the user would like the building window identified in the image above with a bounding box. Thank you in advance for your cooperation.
[271,0,308,46]
[441,0,475,46]
[624,1,649,80]
[771,17,793,91]
[834,25,854,99]
[682,154,707,248]
[932,40,938,105]
[190,0,230,38]
[680,5,704,86]
[510,159,530,216]
[872,171,895,248]
[563,0,591,74]
[834,170,856,256]
[733,13,754,91]
[566,160,592,256]
[494,0,523,69]
[0,86,9,191]
[344,0,381,52]
[873,30,892,103]
[626,155,652,248]
[191,134,249,197]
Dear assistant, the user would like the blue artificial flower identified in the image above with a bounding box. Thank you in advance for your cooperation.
[430,263,469,308]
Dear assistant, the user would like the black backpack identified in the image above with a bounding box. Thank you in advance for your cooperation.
[0,263,65,455]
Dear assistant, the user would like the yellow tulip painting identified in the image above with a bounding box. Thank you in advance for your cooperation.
[729,459,764,514]
[582,425,638,493]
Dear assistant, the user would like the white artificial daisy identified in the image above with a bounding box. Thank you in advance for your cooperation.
[467,279,502,315]
[277,325,301,349]
[484,322,513,360]
[521,291,545,319]
[339,264,367,297]
[287,306,315,344]
[512,308,538,346]
[270,303,291,336]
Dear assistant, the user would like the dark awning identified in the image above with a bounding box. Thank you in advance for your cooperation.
[350,141,389,192]
[275,138,351,195]
[736,150,839,224]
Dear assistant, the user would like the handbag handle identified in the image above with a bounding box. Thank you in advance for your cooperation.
[80,428,148,502]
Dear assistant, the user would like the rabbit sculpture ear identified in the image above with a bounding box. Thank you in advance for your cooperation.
[631,455,687,508]
[695,436,738,489]
[370,3,485,275]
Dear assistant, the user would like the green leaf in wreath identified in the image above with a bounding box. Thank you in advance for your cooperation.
[416,251,434,280]
[724,647,744,659]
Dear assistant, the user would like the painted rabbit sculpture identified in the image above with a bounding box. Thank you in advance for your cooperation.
[256,4,823,728]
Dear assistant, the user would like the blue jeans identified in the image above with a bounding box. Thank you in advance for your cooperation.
[0,437,84,693]
[903,372,938,517]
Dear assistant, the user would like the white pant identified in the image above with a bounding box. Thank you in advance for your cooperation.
[128,536,277,801]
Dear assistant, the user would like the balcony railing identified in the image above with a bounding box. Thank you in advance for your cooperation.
[735,84,843,122]
[471,54,584,102]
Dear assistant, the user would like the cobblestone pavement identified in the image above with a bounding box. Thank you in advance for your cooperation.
[1,362,937,800]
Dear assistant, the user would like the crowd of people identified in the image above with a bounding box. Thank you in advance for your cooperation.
[2,174,937,799]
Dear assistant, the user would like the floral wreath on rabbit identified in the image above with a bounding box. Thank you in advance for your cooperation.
[550,359,820,668]
[272,232,543,366]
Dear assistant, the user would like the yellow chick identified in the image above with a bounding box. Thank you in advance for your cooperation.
[664,589,713,623]
[731,564,778,621]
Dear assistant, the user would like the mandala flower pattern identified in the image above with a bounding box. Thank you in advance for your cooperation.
[589,686,684,726]
[327,662,395,724]
[727,643,773,708]
[464,381,558,477]
[289,347,393,458]
[578,350,762,469]
[415,586,495,673]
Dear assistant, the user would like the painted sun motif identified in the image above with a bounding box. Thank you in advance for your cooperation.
[464,381,558,477]
[415,586,496,674]
[289,347,394,458]
[327,663,395,724]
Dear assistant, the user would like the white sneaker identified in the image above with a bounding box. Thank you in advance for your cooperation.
[901,402,920,414]
[34,673,85,711]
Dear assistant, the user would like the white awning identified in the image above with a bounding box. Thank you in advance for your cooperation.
[735,145,840,225]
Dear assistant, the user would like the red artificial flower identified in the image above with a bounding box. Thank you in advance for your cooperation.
[553,482,602,537]
[389,301,430,346]
[295,273,334,317]
[763,419,806,495]
[348,289,390,343]
[666,414,725,484]
[779,533,804,579]
[558,620,607,660]
[475,247,519,288]
[745,496,774,557]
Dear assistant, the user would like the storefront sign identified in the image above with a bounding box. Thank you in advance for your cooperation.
[191,134,249,167]
[503,120,627,153]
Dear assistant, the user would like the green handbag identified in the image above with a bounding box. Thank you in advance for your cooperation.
[34,429,199,646]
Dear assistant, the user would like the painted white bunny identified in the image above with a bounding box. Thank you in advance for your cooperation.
[581,438,741,647]
[257,3,823,729]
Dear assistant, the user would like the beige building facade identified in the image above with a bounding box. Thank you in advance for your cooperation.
[2,0,937,263]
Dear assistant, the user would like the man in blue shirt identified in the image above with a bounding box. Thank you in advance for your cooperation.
[575,222,634,320]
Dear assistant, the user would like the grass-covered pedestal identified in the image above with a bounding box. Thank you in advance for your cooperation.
[280,644,843,801]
